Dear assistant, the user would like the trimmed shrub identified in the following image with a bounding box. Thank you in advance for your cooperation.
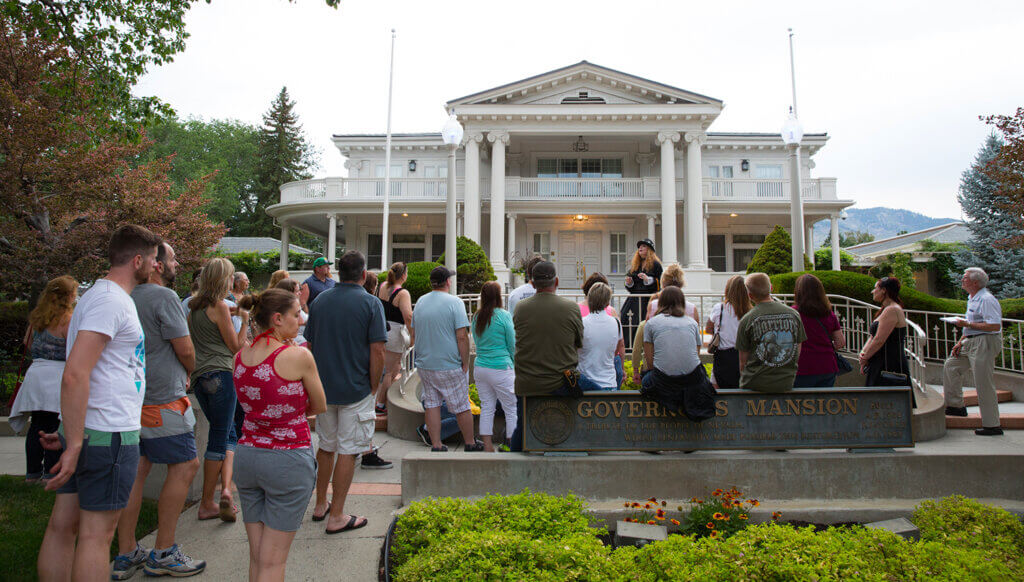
[380,261,441,303]
[437,236,496,295]
[814,247,854,270]
[913,494,1024,568]
[747,225,812,275]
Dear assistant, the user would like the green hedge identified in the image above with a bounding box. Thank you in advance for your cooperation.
[392,494,1023,582]
[379,261,441,303]
[770,270,1024,319]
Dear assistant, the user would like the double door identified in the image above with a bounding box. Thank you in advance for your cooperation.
[556,230,602,289]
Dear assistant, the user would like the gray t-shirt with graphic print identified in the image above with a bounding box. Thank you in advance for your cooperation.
[736,300,807,392]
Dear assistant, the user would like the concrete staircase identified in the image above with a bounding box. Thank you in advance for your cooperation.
[944,387,1024,430]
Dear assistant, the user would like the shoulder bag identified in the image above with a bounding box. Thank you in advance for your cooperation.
[877,331,909,386]
[815,316,852,375]
[708,304,722,355]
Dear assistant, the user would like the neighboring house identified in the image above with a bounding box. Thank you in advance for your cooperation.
[846,222,969,295]
[216,236,315,256]
[267,61,854,292]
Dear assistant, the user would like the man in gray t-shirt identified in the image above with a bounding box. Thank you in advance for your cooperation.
[114,243,205,578]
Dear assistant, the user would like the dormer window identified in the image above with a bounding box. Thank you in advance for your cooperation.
[561,91,606,104]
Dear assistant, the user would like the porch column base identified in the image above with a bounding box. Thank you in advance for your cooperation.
[681,267,714,295]
[491,264,511,290]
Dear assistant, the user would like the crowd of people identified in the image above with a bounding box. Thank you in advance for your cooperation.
[8,227,1007,581]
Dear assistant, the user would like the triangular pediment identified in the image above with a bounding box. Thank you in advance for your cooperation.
[446,61,722,108]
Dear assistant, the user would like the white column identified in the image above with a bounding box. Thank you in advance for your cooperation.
[656,131,680,264]
[684,131,707,268]
[647,214,657,241]
[279,223,289,270]
[463,133,483,243]
[488,131,509,271]
[446,143,458,294]
[830,214,841,271]
[327,213,338,267]
[788,143,805,272]
[507,213,517,264]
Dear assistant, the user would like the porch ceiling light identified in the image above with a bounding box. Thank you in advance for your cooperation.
[781,108,803,145]
[571,135,589,152]
[730,213,738,217]
[574,214,587,221]
[441,114,464,146]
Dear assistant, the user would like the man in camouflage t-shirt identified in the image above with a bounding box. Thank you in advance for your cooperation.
[736,273,806,392]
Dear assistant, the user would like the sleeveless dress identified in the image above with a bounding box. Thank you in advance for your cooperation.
[865,320,909,386]
[233,345,311,449]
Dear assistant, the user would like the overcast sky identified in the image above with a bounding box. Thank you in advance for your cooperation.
[135,0,1024,219]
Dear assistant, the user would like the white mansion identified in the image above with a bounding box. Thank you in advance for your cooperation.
[268,61,854,292]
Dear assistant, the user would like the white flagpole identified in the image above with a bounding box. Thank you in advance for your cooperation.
[788,27,798,118]
[381,29,396,271]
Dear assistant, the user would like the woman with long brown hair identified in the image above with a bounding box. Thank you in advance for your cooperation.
[11,275,77,482]
[642,286,702,389]
[793,274,847,387]
[471,281,516,452]
[859,277,909,386]
[621,239,663,350]
[188,257,250,522]
[704,275,752,389]
[233,289,326,581]
[375,262,414,415]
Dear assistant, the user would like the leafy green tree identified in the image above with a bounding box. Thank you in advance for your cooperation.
[869,253,917,289]
[438,237,496,295]
[139,117,260,231]
[2,1,340,129]
[953,133,1024,297]
[981,108,1024,249]
[813,248,854,270]
[244,87,318,237]
[821,229,875,248]
[746,225,811,275]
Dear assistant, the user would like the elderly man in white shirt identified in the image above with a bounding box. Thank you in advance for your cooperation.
[943,267,1004,436]
[507,255,544,315]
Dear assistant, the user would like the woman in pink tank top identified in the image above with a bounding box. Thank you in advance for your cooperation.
[233,289,326,582]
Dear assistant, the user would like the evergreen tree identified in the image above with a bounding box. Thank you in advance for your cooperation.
[954,134,1024,298]
[243,87,318,237]
[746,225,812,275]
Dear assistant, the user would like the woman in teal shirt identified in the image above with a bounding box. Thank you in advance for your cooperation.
[471,281,516,452]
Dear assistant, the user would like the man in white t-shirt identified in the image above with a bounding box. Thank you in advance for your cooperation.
[38,224,163,582]
[507,255,544,315]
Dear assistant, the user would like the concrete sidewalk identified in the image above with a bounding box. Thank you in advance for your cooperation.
[0,434,428,581]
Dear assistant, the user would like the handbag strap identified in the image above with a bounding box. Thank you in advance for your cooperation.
[813,315,839,355]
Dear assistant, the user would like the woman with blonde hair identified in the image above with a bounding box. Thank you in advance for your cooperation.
[471,281,516,451]
[189,257,250,522]
[705,275,753,388]
[233,289,326,581]
[269,270,290,289]
[374,262,414,415]
[646,264,698,321]
[621,240,663,348]
[10,275,77,482]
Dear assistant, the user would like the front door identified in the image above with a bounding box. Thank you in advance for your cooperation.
[557,230,602,289]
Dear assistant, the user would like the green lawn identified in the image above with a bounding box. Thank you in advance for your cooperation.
[0,475,158,582]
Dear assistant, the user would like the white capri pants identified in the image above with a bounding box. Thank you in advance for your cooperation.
[473,366,517,439]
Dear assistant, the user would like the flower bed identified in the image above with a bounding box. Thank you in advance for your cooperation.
[387,491,1024,581]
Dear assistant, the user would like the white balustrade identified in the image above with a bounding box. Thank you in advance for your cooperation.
[507,177,653,199]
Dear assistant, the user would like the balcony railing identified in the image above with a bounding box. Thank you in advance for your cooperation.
[279,176,837,203]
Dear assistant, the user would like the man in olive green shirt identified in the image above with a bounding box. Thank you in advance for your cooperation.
[736,273,806,392]
[513,261,584,396]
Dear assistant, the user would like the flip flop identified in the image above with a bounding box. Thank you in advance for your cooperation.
[311,502,331,522]
[325,515,368,534]
[218,496,237,523]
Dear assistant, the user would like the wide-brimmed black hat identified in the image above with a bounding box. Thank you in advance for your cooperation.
[636,238,656,253]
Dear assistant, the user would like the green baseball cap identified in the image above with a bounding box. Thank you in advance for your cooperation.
[313,257,329,268]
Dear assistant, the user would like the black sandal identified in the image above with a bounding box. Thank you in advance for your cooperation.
[311,502,331,522]
[326,514,368,534]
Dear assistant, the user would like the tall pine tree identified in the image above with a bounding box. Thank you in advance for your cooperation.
[954,133,1024,297]
[243,87,317,236]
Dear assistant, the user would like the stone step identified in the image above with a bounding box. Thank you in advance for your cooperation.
[946,413,1024,430]
[963,388,1014,407]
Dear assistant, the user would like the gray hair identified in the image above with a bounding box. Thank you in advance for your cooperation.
[233,271,248,284]
[964,267,988,288]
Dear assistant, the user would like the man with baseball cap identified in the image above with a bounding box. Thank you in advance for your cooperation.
[412,266,484,452]
[301,257,336,309]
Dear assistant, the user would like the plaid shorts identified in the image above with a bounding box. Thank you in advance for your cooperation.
[419,368,471,414]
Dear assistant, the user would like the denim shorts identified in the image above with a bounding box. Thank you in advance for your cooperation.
[57,428,140,511]
[192,370,238,461]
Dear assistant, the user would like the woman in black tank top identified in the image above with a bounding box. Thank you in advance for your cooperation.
[375,263,415,414]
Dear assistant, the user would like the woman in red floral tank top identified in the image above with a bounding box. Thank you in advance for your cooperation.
[234,289,326,582]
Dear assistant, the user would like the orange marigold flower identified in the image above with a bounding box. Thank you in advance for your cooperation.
[706,522,715,529]
[722,514,730,521]
[689,497,699,503]
[709,530,720,539]
[713,512,725,520]
[734,500,743,508]
[647,520,656,525]
[670,519,681,526]
[750,499,760,507]
[655,516,665,521]
[632,502,641,508]
[739,514,749,520]
[648,497,657,502]
[771,511,782,521]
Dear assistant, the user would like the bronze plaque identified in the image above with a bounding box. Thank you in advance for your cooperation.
[522,387,914,452]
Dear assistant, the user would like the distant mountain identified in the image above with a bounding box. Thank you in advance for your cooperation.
[811,207,959,248]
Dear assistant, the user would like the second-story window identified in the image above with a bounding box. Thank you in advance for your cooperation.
[707,165,734,196]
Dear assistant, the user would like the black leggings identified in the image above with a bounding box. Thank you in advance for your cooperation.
[712,348,740,389]
[25,411,61,478]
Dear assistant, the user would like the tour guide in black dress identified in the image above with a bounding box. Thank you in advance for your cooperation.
[621,239,663,350]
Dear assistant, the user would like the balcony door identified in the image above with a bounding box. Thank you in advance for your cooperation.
[556,230,602,289]
[537,158,623,197]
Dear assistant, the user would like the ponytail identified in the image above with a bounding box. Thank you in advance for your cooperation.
[386,262,407,287]
[238,289,298,331]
